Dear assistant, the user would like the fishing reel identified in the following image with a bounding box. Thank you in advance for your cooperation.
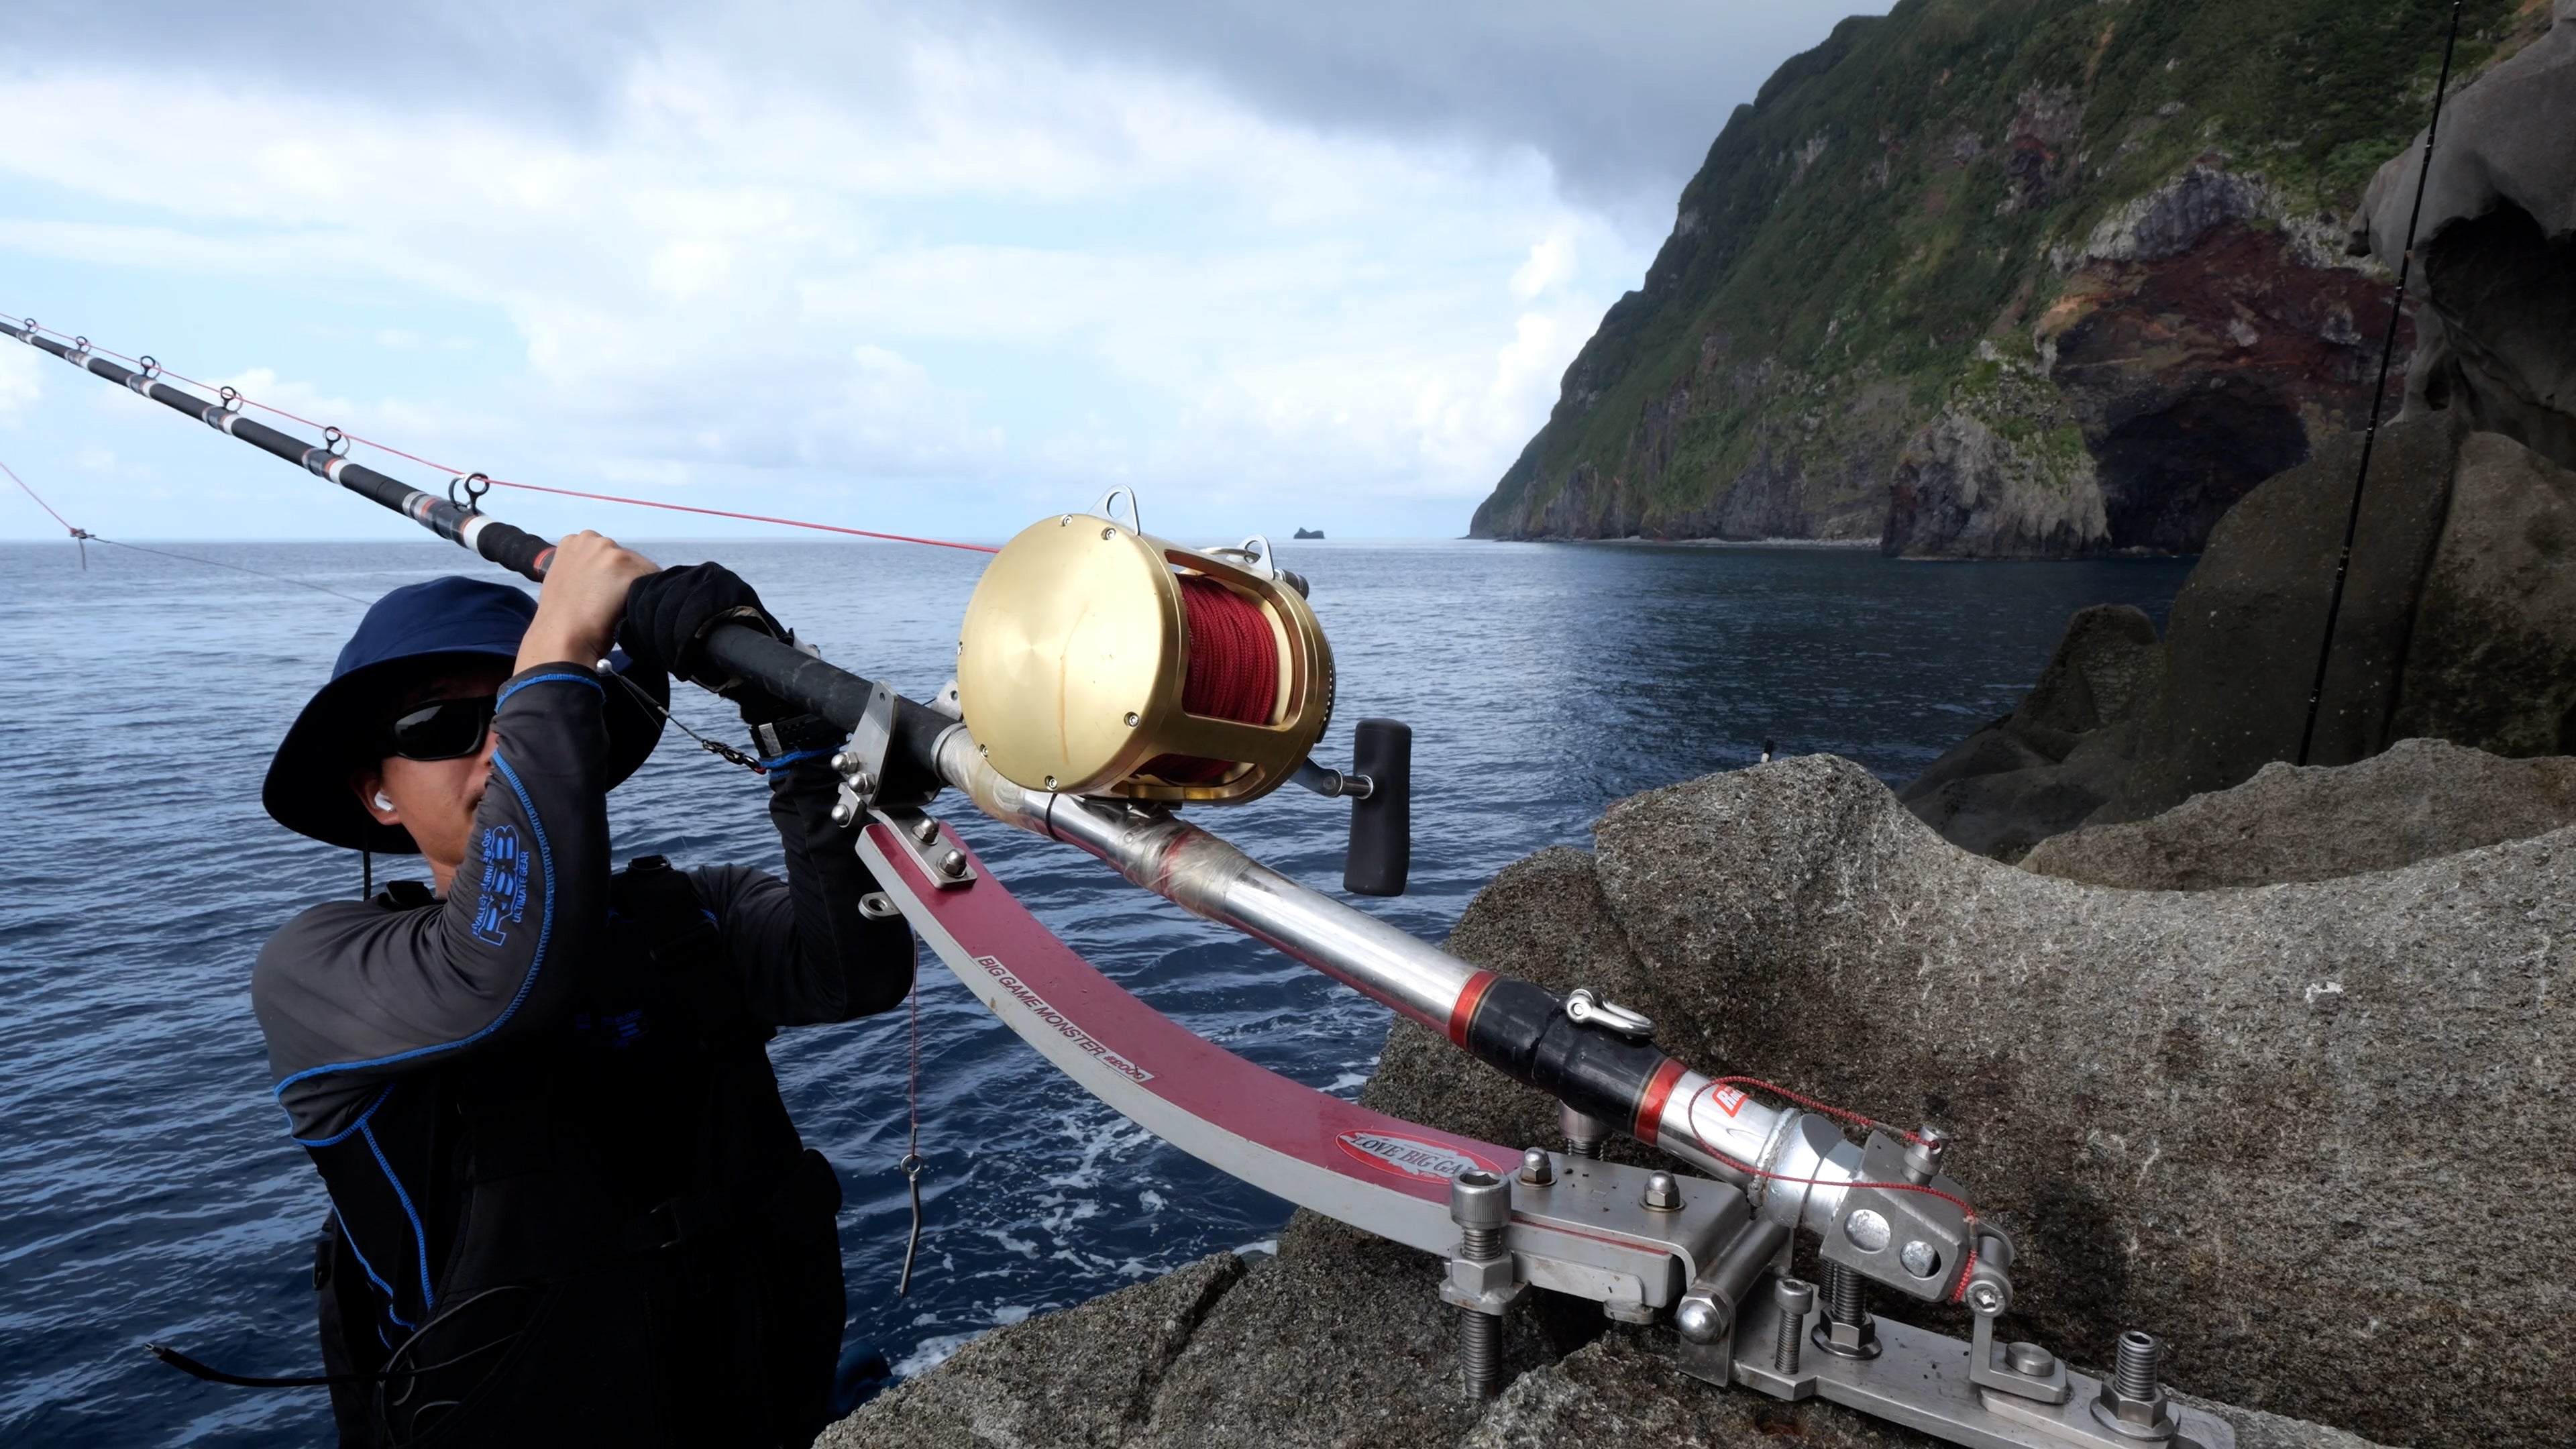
[955,490,1411,894]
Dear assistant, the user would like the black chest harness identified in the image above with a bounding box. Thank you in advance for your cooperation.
[167,859,847,1449]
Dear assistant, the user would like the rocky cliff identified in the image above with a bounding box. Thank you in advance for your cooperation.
[1470,0,2548,554]
[1902,3,2576,850]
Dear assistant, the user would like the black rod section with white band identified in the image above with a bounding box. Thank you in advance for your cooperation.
[0,319,555,582]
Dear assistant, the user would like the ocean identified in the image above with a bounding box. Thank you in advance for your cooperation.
[0,536,2191,1446]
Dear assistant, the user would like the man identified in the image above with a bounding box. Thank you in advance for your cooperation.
[252,533,913,1447]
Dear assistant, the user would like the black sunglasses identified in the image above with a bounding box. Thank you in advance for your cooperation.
[384,696,497,762]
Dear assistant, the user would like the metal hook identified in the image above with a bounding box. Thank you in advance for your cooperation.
[322,426,350,459]
[1091,487,1143,535]
[896,1151,927,1296]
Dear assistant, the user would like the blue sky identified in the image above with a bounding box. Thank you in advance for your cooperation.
[0,1,1885,545]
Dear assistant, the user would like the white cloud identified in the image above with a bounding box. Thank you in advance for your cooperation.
[0,345,38,427]
[0,9,1667,537]
[1511,231,1579,303]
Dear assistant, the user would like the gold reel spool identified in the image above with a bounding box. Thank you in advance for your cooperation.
[956,506,1333,802]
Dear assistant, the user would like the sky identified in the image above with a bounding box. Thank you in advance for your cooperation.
[0,1,1886,545]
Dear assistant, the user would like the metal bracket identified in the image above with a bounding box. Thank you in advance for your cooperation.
[1726,1287,2233,1449]
[1502,1155,1743,1324]
[873,806,975,889]
[1203,534,1279,580]
[1821,1130,1975,1303]
[1972,1309,2072,1405]
[1090,487,1142,535]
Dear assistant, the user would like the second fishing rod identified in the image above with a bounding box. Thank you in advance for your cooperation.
[6,315,1984,1296]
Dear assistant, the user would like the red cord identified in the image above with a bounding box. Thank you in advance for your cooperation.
[8,315,998,554]
[1146,578,1279,784]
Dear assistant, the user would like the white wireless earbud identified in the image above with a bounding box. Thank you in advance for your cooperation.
[374,792,395,811]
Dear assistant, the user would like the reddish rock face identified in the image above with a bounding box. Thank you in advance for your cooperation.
[2042,219,2411,553]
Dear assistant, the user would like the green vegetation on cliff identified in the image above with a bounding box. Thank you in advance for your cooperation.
[1472,0,2522,545]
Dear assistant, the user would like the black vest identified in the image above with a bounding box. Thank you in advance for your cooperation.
[303,859,845,1448]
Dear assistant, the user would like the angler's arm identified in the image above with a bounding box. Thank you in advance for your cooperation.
[253,667,614,1140]
[693,755,916,1026]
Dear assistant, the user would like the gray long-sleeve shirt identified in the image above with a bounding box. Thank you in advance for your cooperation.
[254,661,912,1144]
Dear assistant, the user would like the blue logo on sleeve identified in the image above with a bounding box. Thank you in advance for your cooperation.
[469,824,529,947]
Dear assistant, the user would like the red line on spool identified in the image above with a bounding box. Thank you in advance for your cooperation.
[1146,577,1280,784]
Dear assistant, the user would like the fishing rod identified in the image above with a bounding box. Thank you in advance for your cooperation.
[11,315,2233,1449]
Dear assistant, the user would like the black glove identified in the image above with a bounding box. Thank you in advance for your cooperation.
[620,563,788,712]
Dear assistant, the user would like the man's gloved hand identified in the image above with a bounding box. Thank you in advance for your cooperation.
[620,563,794,720]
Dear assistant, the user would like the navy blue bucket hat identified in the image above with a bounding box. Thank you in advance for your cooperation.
[264,576,669,853]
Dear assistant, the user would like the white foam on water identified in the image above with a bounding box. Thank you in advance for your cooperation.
[894,1329,989,1379]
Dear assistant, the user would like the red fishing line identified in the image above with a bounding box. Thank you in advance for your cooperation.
[1146,578,1280,784]
[5,315,999,555]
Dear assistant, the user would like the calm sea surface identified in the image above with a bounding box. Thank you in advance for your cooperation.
[0,537,2190,1446]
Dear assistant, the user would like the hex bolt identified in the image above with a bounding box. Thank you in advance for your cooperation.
[828,800,856,827]
[2113,1330,2161,1403]
[912,816,941,844]
[1458,1309,1499,1401]
[2090,1328,2177,1438]
[1829,1260,1865,1325]
[1641,1171,1682,1212]
[1517,1148,1554,1187]
[1450,1169,1512,1401]
[937,849,968,878]
[1772,1277,1816,1375]
[1813,1260,1880,1359]
[1453,1169,1508,1262]
[1559,1102,1607,1160]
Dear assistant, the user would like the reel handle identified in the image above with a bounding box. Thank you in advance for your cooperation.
[1344,718,1411,897]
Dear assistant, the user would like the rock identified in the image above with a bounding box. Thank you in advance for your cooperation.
[2388,431,2576,752]
[816,1251,1246,1448]
[1882,401,2104,559]
[2099,423,2576,825]
[1552,756,2569,1448]
[1116,1211,1562,1448]
[2026,737,2576,889]
[1898,604,2160,857]
[2361,0,2576,470]
[2098,415,2463,822]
